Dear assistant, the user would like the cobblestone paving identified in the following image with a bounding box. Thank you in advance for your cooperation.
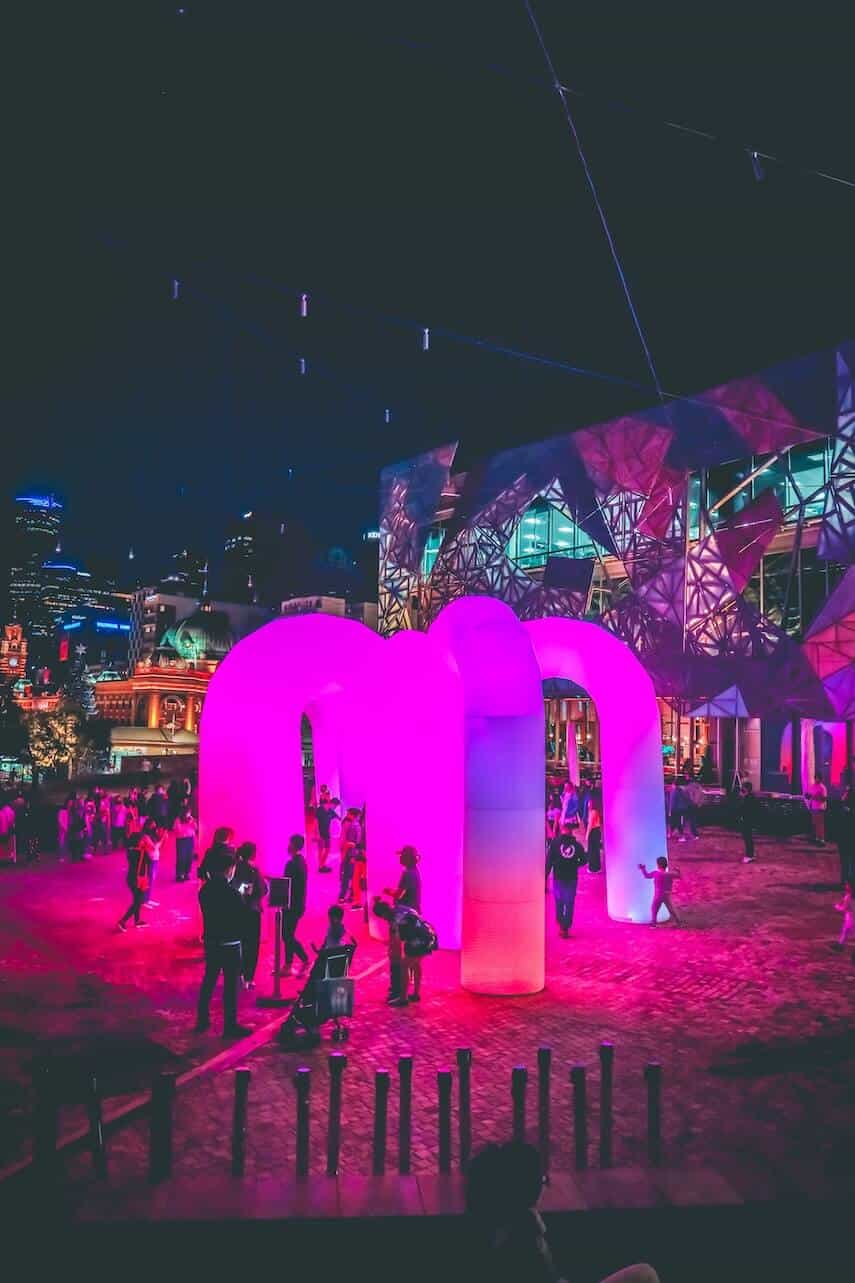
[1,826,853,1188]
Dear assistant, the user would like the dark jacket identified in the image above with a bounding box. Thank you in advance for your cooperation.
[148,790,169,825]
[738,793,760,831]
[234,859,268,912]
[199,841,235,881]
[283,853,308,916]
[199,877,246,945]
[546,836,588,885]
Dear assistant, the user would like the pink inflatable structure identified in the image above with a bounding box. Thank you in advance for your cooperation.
[200,596,666,994]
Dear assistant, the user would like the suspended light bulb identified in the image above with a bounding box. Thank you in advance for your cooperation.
[385,408,392,424]
[172,279,180,300]
[128,547,135,561]
[748,150,765,182]
[422,326,430,351]
[300,293,309,318]
[298,356,307,375]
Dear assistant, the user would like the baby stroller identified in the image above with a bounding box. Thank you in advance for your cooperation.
[277,942,357,1049]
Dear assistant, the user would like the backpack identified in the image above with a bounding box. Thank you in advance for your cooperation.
[396,907,439,958]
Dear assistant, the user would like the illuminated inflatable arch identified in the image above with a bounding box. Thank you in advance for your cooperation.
[200,597,666,995]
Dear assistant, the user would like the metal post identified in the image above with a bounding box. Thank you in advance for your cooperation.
[148,1071,177,1183]
[437,1069,452,1173]
[294,1067,311,1182]
[537,1047,552,1177]
[511,1065,528,1144]
[598,1043,614,1168]
[231,1067,251,1178]
[398,1054,413,1175]
[456,1048,472,1172]
[326,1053,347,1177]
[570,1065,588,1170]
[372,1070,391,1176]
[258,908,291,1007]
[645,1062,663,1167]
[32,1060,59,1187]
[86,1072,107,1179]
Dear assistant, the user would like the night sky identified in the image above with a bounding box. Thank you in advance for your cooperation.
[5,2,853,589]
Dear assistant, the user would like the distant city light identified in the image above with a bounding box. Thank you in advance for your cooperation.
[422,327,430,351]
[363,530,381,541]
[16,494,62,509]
[300,292,309,318]
[298,356,307,375]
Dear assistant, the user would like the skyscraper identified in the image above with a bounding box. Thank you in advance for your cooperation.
[220,510,296,606]
[159,548,208,598]
[9,494,64,658]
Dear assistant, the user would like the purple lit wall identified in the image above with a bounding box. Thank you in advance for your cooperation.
[525,618,666,923]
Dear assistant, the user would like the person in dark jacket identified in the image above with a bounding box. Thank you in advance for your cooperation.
[195,848,252,1037]
[738,782,760,863]
[234,841,268,988]
[147,784,169,828]
[198,826,235,881]
[546,825,588,937]
[281,834,309,976]
[836,785,855,887]
[117,828,151,931]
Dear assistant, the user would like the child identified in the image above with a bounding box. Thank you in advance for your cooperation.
[314,904,356,952]
[639,856,682,926]
[832,882,853,950]
[373,897,404,1004]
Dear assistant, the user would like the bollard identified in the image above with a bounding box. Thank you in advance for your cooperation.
[537,1047,552,1177]
[294,1067,311,1182]
[148,1071,177,1184]
[32,1060,59,1187]
[86,1072,107,1179]
[511,1065,528,1144]
[570,1065,588,1170]
[231,1067,251,1178]
[598,1043,614,1168]
[645,1062,663,1167]
[326,1053,347,1177]
[456,1048,472,1172]
[372,1070,391,1176]
[437,1069,452,1173]
[398,1054,413,1175]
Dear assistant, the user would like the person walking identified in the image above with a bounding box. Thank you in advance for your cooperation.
[195,847,252,1037]
[739,782,760,863]
[805,774,828,845]
[585,793,604,872]
[546,824,587,937]
[172,802,198,881]
[281,834,309,976]
[234,841,268,988]
[639,856,682,925]
[117,827,151,931]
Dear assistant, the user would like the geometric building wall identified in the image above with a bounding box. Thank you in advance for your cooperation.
[380,341,855,721]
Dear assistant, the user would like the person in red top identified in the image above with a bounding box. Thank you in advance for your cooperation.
[639,856,682,926]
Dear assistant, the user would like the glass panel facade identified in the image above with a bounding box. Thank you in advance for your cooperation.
[506,499,605,569]
[420,526,445,577]
[708,441,830,527]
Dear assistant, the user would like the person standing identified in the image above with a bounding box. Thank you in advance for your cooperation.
[805,774,828,845]
[67,795,87,862]
[172,802,198,882]
[684,778,704,840]
[836,785,855,888]
[234,841,268,989]
[546,825,587,937]
[148,783,169,829]
[739,782,760,864]
[315,796,337,873]
[0,795,16,865]
[198,826,235,881]
[111,795,127,851]
[666,779,689,840]
[337,807,362,902]
[140,819,163,905]
[639,856,682,925]
[281,834,309,976]
[559,782,580,829]
[195,848,252,1037]
[384,847,423,1000]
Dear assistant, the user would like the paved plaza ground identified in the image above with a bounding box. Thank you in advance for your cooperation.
[0,823,852,1192]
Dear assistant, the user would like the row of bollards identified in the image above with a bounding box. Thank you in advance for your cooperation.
[30,1044,664,1186]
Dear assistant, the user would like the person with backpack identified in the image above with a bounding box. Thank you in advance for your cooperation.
[546,824,588,938]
